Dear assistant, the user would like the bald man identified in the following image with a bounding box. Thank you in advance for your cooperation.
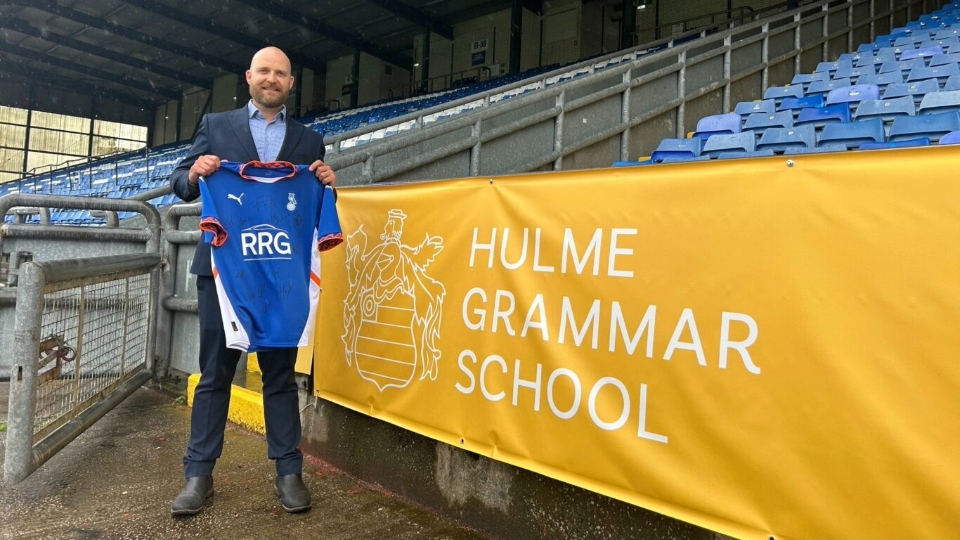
[169,47,335,517]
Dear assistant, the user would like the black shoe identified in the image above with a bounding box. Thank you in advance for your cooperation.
[171,476,214,517]
[274,474,311,513]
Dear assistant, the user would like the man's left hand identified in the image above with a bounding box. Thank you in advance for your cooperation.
[309,160,336,187]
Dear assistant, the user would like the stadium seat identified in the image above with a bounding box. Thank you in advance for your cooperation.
[764,84,805,103]
[818,118,886,148]
[744,111,794,131]
[888,110,960,141]
[650,137,703,163]
[717,150,776,159]
[815,60,853,74]
[879,57,925,74]
[755,125,817,153]
[944,74,960,91]
[826,84,881,107]
[900,45,944,61]
[795,103,852,128]
[735,99,776,116]
[807,78,852,97]
[833,66,874,80]
[918,90,960,115]
[857,53,897,69]
[854,96,917,122]
[908,63,960,83]
[702,132,756,158]
[784,143,848,154]
[692,113,742,139]
[858,71,905,87]
[882,79,940,102]
[929,52,960,66]
[792,72,830,88]
[778,95,825,113]
[939,130,960,143]
[860,137,931,149]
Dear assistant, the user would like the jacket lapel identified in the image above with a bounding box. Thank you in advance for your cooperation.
[229,107,260,162]
[276,118,303,162]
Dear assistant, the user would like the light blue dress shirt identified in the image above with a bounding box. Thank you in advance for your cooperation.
[247,100,286,163]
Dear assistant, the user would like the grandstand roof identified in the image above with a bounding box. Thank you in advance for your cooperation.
[0,0,543,110]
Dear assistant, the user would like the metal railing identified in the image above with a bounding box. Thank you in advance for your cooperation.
[1,194,162,485]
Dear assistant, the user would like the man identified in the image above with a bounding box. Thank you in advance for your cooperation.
[169,46,336,516]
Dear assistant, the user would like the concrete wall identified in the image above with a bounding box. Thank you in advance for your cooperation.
[300,396,732,540]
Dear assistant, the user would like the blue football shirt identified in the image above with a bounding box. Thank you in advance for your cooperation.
[198,160,342,352]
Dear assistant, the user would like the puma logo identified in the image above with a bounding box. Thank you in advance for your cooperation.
[227,193,244,205]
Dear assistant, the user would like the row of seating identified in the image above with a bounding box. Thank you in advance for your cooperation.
[654,115,960,162]
[623,2,960,166]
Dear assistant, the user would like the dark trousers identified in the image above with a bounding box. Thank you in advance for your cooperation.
[183,275,304,478]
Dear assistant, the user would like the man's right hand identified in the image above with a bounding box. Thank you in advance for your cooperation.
[188,155,222,185]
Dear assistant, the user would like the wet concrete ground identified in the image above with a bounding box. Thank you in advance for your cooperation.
[0,384,489,540]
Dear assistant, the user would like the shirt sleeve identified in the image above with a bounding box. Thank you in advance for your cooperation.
[316,184,343,252]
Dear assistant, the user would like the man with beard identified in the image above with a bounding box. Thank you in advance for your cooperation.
[169,46,335,517]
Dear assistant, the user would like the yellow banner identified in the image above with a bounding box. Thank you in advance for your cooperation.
[314,147,960,540]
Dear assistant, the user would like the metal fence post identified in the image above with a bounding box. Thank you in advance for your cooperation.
[4,262,45,485]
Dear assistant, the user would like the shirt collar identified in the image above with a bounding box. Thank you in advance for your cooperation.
[247,100,286,122]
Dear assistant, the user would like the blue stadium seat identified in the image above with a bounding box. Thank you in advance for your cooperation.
[717,150,776,159]
[815,60,853,74]
[833,66,874,80]
[908,63,960,83]
[650,137,703,163]
[946,74,960,90]
[826,84,880,107]
[921,37,960,51]
[854,96,916,122]
[894,35,926,48]
[879,46,910,57]
[888,110,960,141]
[807,78,852,97]
[879,59,925,78]
[857,51,897,68]
[818,118,886,148]
[929,52,960,66]
[778,95,825,113]
[882,79,940,102]
[792,72,830,87]
[860,137,931,149]
[744,111,794,131]
[858,71,904,87]
[940,130,960,143]
[702,132,756,158]
[692,113,742,139]
[612,161,648,167]
[795,103,852,128]
[918,90,960,114]
[735,99,776,116]
[755,125,817,153]
[784,143,849,154]
[764,84,805,103]
[900,45,944,61]
[935,27,960,40]
[660,156,712,163]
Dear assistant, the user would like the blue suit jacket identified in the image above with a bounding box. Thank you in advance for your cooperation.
[170,106,326,276]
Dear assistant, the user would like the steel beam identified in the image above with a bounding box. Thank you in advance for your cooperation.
[14,0,246,74]
[0,18,208,89]
[0,66,158,109]
[363,0,453,40]
[230,0,412,69]
[122,0,324,72]
[4,44,183,101]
